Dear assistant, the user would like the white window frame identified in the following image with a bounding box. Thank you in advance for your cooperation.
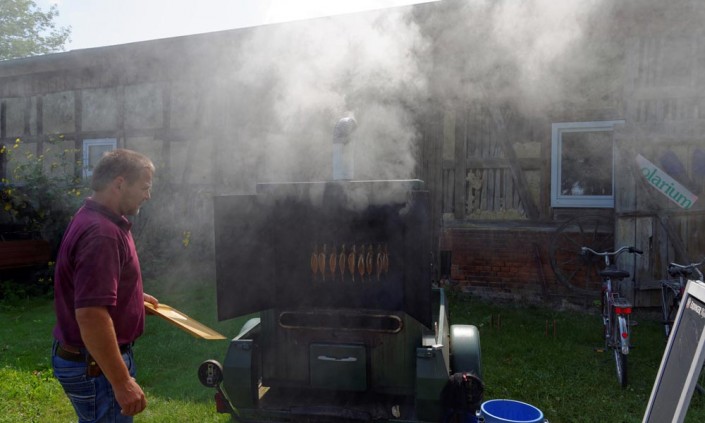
[82,138,117,179]
[551,120,624,208]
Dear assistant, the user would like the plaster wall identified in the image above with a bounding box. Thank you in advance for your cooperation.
[125,83,163,130]
[43,91,74,134]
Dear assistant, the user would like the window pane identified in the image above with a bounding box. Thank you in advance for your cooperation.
[87,144,113,172]
[560,131,613,196]
[82,139,116,179]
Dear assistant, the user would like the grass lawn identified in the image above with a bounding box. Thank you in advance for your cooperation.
[450,291,705,423]
[2,274,705,422]
[0,270,244,423]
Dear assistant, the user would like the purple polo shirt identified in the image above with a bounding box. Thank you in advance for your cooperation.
[53,198,145,347]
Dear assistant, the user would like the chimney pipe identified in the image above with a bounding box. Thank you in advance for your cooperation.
[332,115,357,180]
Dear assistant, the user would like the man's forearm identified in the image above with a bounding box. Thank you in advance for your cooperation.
[75,306,131,385]
[75,305,147,415]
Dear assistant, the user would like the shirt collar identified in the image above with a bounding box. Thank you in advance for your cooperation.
[84,198,132,231]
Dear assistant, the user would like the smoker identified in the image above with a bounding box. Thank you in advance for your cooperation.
[198,179,482,422]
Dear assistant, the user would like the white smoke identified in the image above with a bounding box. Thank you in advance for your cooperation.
[174,0,611,203]
[491,0,598,105]
[418,0,607,114]
[211,6,429,188]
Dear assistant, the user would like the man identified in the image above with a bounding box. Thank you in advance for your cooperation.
[52,149,159,422]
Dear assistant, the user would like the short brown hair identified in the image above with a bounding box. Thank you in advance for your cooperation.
[90,149,155,192]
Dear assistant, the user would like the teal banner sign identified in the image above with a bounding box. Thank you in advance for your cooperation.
[637,154,698,209]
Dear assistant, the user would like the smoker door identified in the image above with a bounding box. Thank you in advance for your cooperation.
[213,181,431,328]
[214,194,276,320]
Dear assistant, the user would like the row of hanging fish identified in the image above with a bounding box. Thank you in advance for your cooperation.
[310,244,389,282]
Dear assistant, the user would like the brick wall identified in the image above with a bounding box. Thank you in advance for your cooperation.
[440,228,596,306]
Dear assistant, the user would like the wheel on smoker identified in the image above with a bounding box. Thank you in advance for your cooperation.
[549,214,614,297]
[450,324,482,380]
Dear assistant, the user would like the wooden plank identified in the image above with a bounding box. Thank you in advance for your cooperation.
[144,302,225,340]
[418,115,444,270]
[464,157,542,170]
[453,110,467,220]
[1,100,6,139]
[0,240,51,270]
[486,105,540,220]
[504,168,512,210]
[443,169,453,214]
[480,169,488,211]
[614,134,639,213]
[496,169,503,211]
[489,168,495,211]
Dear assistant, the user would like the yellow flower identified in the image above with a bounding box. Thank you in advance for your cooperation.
[4,203,11,211]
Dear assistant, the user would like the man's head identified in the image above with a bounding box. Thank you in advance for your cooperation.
[91,149,155,216]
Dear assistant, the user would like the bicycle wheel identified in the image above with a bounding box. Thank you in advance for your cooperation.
[549,214,614,297]
[614,348,628,388]
[661,285,679,338]
[613,315,628,388]
[602,290,610,347]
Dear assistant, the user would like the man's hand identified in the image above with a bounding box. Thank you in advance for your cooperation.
[115,377,147,416]
[143,293,159,310]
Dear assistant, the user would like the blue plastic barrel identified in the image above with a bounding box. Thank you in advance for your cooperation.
[480,399,544,423]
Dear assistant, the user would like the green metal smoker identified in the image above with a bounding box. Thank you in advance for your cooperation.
[198,179,482,422]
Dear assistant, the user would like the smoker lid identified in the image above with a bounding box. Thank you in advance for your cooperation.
[213,179,432,328]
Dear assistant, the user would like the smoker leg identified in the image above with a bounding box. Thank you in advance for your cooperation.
[415,346,448,422]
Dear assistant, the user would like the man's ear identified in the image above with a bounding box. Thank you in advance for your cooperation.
[112,176,126,192]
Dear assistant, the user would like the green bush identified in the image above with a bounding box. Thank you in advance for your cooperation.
[0,137,87,301]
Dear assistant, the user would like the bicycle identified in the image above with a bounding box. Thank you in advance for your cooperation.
[661,259,705,337]
[581,245,643,388]
[660,258,705,393]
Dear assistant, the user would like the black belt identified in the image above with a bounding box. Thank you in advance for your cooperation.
[55,342,132,362]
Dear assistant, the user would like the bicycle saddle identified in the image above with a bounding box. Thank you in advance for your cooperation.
[600,266,630,279]
[668,267,693,277]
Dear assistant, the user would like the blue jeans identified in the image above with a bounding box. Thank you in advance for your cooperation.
[52,340,136,423]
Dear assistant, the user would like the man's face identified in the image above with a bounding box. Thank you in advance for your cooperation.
[119,168,153,216]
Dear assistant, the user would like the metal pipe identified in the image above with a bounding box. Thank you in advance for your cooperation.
[332,115,357,180]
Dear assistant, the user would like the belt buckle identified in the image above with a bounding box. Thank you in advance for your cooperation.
[86,354,102,377]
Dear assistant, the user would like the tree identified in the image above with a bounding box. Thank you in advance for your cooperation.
[0,0,71,60]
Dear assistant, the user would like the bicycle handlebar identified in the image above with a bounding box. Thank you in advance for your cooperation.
[668,259,705,280]
[581,246,643,257]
